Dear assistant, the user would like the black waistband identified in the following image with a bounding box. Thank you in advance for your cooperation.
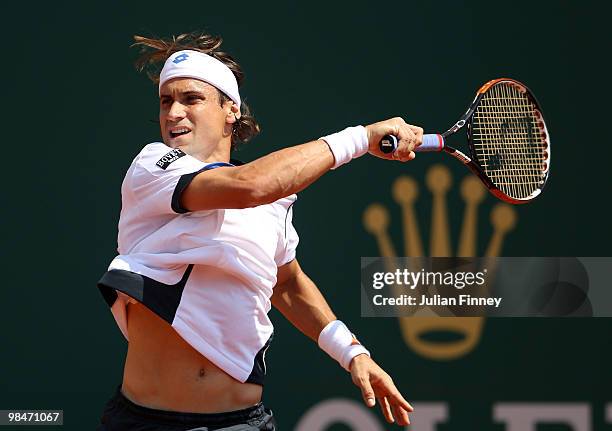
[113,386,265,428]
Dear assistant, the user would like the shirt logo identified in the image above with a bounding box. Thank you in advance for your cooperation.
[173,53,189,64]
[156,149,186,170]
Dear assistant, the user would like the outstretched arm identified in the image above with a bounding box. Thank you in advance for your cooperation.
[181,119,423,211]
[271,259,414,426]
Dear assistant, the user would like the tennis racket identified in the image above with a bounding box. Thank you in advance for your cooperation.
[380,78,551,204]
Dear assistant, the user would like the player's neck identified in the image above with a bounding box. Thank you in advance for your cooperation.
[204,145,231,164]
[180,141,231,164]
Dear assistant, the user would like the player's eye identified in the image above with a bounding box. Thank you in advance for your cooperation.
[186,94,204,103]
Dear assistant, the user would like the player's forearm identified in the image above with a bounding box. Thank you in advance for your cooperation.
[271,269,337,342]
[238,140,334,205]
[237,124,374,206]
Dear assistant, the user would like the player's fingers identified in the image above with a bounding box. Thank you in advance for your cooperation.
[401,123,422,150]
[391,404,411,426]
[408,125,424,151]
[407,124,424,144]
[399,126,417,151]
[407,125,423,150]
[394,128,417,161]
[379,397,394,423]
[388,389,414,412]
[355,375,376,407]
[394,148,416,163]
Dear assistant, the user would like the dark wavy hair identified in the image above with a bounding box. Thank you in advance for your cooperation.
[132,32,260,150]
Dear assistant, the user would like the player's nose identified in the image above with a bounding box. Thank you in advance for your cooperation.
[166,101,187,121]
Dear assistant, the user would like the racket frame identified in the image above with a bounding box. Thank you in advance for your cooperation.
[441,78,551,204]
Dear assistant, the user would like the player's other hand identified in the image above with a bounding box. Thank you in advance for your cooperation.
[366,117,423,162]
[349,354,414,426]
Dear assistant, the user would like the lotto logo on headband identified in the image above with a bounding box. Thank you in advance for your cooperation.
[173,53,189,64]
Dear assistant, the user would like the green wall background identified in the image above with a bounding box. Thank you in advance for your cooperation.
[1,0,610,429]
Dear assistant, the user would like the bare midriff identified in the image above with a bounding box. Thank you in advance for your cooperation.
[121,302,263,413]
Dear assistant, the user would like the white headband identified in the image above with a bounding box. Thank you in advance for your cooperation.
[159,50,241,108]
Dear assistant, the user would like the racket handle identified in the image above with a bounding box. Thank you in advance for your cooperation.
[379,134,445,153]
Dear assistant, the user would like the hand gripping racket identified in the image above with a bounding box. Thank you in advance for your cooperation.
[379,78,551,204]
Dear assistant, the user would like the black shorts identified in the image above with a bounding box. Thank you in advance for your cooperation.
[96,387,275,431]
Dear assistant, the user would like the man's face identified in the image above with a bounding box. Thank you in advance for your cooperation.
[159,78,232,157]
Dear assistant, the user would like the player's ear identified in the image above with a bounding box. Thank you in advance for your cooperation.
[226,102,241,124]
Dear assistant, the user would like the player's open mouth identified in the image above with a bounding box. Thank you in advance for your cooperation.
[169,127,191,139]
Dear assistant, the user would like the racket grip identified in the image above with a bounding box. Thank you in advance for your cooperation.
[378,134,445,153]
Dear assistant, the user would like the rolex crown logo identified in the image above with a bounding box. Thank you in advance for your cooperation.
[363,164,518,361]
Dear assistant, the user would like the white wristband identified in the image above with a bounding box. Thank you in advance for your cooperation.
[318,320,370,371]
[320,126,369,169]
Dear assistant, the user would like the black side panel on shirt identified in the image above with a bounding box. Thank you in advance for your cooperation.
[97,265,194,324]
[170,162,234,214]
[171,171,201,214]
[246,333,273,385]
[284,201,295,238]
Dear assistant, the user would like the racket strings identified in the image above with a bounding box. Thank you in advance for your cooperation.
[471,83,546,200]
[484,84,544,198]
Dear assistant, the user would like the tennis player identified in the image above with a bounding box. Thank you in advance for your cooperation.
[96,32,421,430]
